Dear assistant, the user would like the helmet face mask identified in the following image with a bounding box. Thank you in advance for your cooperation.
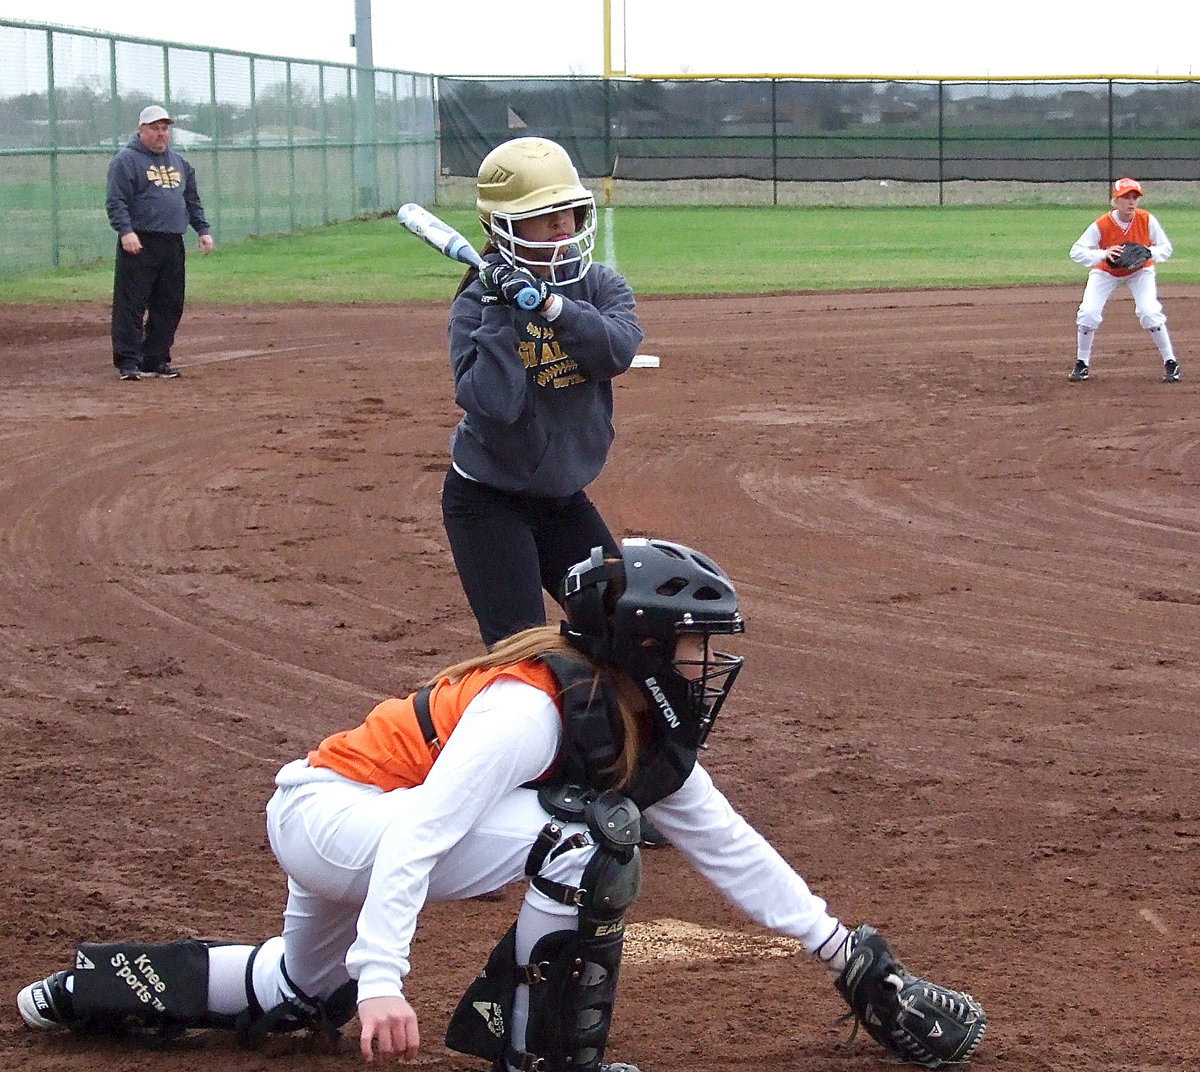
[562,538,745,748]
[476,137,596,285]
[669,638,743,749]
[487,199,596,285]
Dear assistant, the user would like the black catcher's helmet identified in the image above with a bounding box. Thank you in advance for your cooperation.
[561,538,745,748]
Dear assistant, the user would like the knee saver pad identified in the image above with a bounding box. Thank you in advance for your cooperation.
[72,939,211,1030]
[445,922,519,1061]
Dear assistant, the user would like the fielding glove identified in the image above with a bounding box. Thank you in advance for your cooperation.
[835,924,986,1067]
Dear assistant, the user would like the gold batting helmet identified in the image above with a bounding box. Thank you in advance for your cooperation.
[476,137,596,284]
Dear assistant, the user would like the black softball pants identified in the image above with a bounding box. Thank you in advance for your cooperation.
[111,231,186,370]
[441,467,618,648]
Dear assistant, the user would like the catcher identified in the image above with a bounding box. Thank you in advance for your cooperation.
[17,538,986,1070]
[1068,177,1181,383]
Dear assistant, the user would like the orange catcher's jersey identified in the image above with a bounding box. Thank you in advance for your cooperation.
[308,659,562,791]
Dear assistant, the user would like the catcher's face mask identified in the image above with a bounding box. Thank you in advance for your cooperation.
[667,632,744,748]
[562,538,745,749]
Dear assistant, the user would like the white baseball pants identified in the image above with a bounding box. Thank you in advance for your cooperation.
[1076,267,1166,330]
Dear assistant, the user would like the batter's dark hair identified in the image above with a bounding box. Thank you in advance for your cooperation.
[453,239,499,300]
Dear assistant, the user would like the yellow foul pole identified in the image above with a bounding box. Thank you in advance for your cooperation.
[602,0,625,207]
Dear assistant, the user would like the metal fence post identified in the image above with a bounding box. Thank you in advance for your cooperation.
[771,78,779,207]
[319,65,330,225]
[208,48,221,239]
[250,57,261,236]
[938,80,945,207]
[1107,80,1114,187]
[287,60,296,234]
[109,36,120,148]
[353,0,378,212]
[46,27,60,268]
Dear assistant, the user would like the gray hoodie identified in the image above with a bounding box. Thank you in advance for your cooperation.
[447,263,643,498]
[105,133,210,237]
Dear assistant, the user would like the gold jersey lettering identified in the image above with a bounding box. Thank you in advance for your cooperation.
[518,327,587,387]
[146,165,182,189]
[536,359,585,388]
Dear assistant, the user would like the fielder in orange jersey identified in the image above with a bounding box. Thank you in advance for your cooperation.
[1068,177,1181,383]
[17,539,986,1071]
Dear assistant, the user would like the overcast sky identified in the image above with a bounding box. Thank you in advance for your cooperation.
[1,0,1197,78]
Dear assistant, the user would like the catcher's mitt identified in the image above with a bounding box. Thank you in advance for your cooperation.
[835,925,986,1067]
[1108,242,1152,270]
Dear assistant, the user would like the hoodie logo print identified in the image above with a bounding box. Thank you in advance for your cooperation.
[146,165,182,189]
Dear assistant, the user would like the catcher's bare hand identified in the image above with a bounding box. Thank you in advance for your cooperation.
[358,995,419,1062]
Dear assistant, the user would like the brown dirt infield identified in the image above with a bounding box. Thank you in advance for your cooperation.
[1,287,1198,1072]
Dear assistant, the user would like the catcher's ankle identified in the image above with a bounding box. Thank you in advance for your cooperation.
[813,922,853,973]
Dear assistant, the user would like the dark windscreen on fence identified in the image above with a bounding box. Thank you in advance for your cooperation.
[438,76,1200,184]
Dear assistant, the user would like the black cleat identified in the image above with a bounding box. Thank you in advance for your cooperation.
[639,815,670,848]
[1163,358,1181,383]
[1068,359,1089,382]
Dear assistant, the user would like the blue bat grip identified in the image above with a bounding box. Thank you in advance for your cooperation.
[515,285,543,310]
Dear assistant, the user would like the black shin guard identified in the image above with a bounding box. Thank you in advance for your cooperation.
[68,939,356,1051]
[447,794,642,1072]
[520,919,624,1072]
[520,798,641,1072]
[444,923,520,1061]
[71,939,212,1039]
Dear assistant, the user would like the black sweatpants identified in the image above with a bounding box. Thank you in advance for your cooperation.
[441,467,618,648]
[111,232,186,370]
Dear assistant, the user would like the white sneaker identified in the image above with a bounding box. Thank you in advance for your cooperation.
[16,971,75,1029]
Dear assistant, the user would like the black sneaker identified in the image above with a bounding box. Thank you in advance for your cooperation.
[17,970,76,1029]
[1163,359,1181,383]
[145,364,181,378]
[639,816,670,848]
[117,365,143,381]
[1068,359,1089,382]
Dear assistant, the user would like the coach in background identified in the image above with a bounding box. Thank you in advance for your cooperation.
[106,104,214,381]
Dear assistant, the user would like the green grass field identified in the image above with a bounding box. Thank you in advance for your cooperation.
[3,204,1199,304]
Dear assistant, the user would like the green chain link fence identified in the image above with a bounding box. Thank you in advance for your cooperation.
[6,18,1200,278]
[0,19,436,276]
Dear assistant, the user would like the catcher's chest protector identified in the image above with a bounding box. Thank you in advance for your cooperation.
[536,652,698,808]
